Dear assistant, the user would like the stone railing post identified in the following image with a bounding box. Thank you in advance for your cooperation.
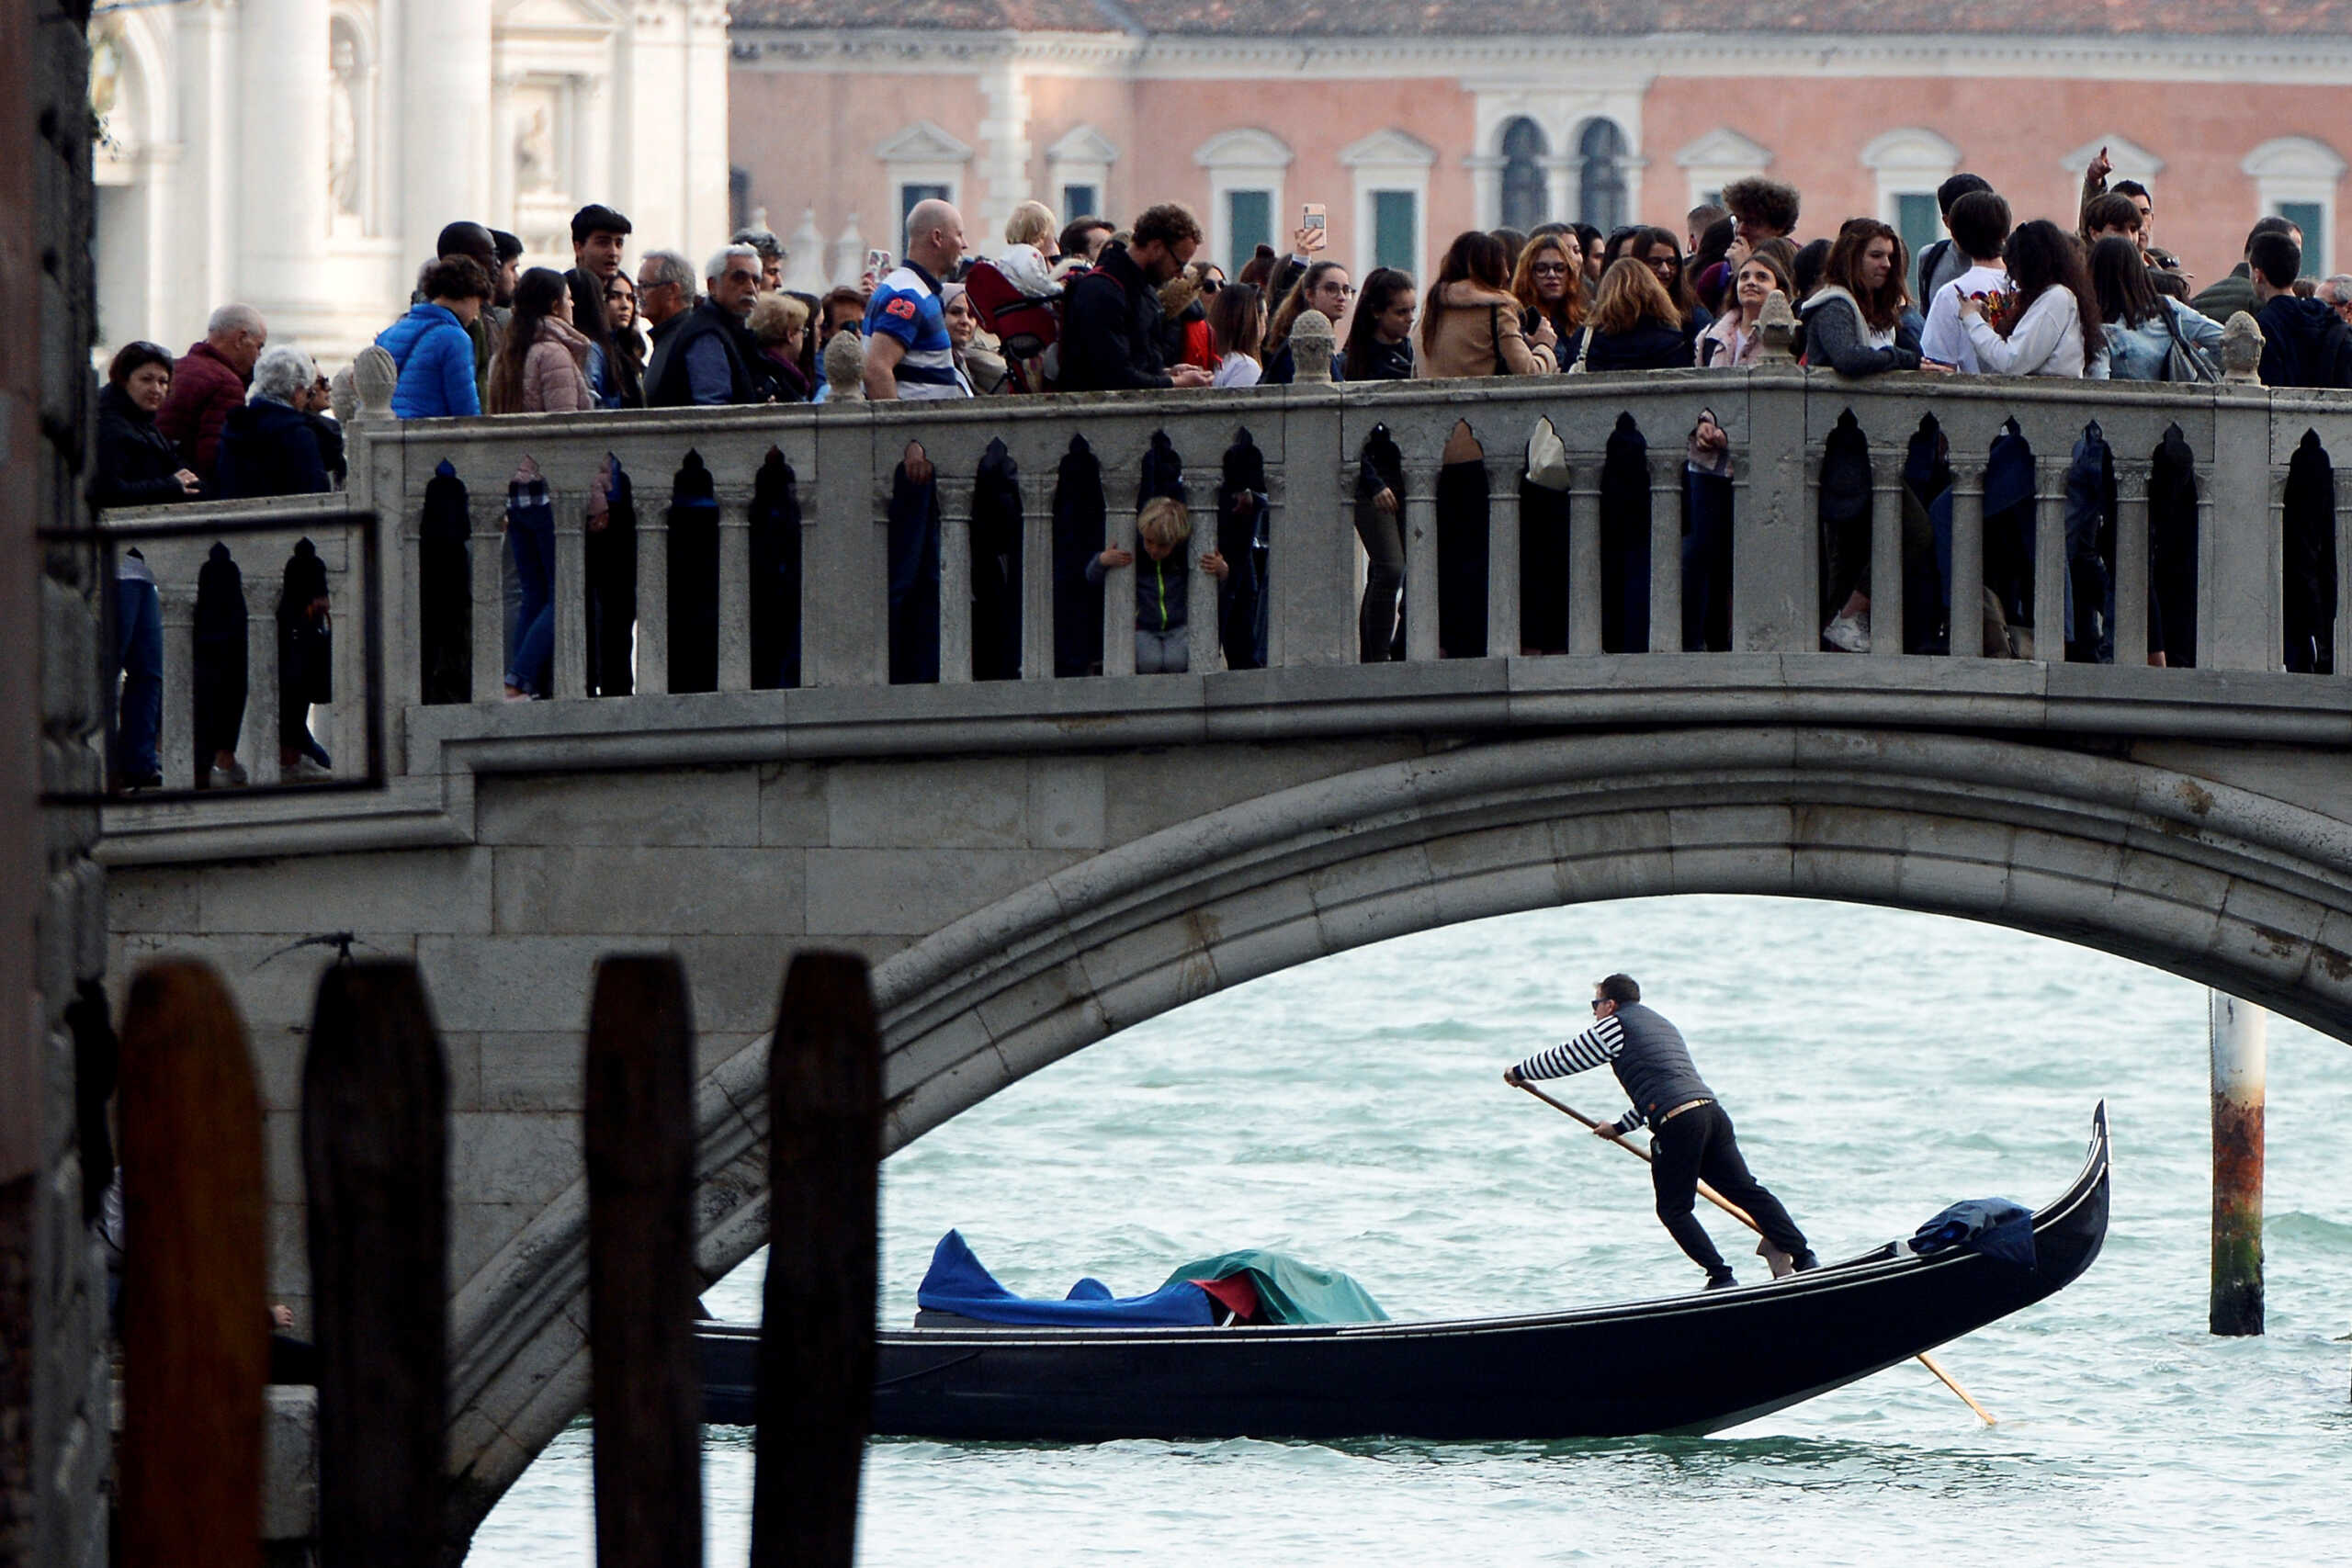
[2033,457,2069,665]
[469,497,507,704]
[1732,365,1811,651]
[1272,389,1353,667]
[938,505,973,684]
[1949,466,1987,658]
[1867,450,1906,658]
[1289,310,1336,385]
[1186,468,1223,674]
[718,486,753,693]
[1644,451,1681,652]
[2113,463,2151,665]
[1756,289,1797,364]
[1486,447,1522,660]
[2204,391,2281,671]
[550,491,588,700]
[806,404,883,686]
[1566,466,1604,655]
[1402,462,1441,661]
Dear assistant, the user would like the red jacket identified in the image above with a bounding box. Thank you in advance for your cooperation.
[156,342,249,479]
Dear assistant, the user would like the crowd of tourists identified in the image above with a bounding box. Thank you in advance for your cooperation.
[88,160,2352,788]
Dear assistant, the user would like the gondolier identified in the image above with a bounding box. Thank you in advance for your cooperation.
[1504,973,1818,1289]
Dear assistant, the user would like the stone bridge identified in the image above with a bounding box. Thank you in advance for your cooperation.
[95,362,2352,1551]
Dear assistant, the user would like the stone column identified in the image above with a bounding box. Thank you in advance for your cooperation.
[401,0,493,266]
[975,60,1034,244]
[237,0,333,336]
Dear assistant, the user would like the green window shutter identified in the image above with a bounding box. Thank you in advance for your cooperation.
[1894,193,1941,275]
[1374,191,1417,274]
[1227,189,1272,276]
[2278,201,2325,276]
[1061,184,1097,222]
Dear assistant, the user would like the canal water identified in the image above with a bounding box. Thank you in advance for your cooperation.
[475,896,2352,1564]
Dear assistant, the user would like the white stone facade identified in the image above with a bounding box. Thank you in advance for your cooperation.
[90,0,732,366]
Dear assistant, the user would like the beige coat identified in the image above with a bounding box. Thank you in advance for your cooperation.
[518,317,594,413]
[1413,282,1556,378]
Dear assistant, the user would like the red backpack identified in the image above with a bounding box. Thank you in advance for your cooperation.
[962,259,1060,393]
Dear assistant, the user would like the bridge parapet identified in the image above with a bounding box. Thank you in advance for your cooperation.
[92,368,2352,846]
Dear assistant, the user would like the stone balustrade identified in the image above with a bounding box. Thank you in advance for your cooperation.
[96,364,2352,808]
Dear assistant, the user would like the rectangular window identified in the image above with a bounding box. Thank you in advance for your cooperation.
[1894,192,1941,272]
[2278,200,2326,276]
[1061,184,1098,223]
[1227,188,1272,276]
[1373,190,1417,275]
[899,183,951,231]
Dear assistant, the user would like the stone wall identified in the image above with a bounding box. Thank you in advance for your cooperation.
[1,4,110,1567]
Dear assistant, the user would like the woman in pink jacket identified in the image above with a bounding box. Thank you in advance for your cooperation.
[486,269,595,698]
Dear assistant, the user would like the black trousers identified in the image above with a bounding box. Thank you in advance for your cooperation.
[1649,1100,1806,1274]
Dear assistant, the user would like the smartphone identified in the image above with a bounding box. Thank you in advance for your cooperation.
[865,248,892,276]
[1302,203,1326,234]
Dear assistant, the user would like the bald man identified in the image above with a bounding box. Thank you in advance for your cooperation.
[158,303,268,481]
[863,197,970,400]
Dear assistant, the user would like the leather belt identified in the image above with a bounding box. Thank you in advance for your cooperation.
[1657,1098,1713,1125]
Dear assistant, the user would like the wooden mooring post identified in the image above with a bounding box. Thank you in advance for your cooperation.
[303,961,449,1566]
[585,956,705,1568]
[752,952,882,1568]
[118,961,267,1568]
[2210,990,2266,1337]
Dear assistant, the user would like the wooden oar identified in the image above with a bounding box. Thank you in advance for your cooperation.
[1512,1078,1997,1427]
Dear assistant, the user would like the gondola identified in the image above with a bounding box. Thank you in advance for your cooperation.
[698,1102,2109,1439]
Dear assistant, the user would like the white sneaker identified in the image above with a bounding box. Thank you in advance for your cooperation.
[206,760,249,788]
[1823,611,1871,654]
[283,756,333,783]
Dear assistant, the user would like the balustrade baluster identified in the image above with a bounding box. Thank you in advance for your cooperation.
[1950,478,1986,658]
[1868,453,1905,659]
[553,499,588,700]
[1020,472,1054,681]
[719,493,753,693]
[159,585,195,786]
[807,409,885,687]
[244,605,280,786]
[939,511,974,683]
[1102,490,1136,677]
[1186,483,1222,674]
[1405,466,1441,662]
[1567,474,1603,656]
[330,538,367,773]
[470,504,506,703]
[2033,458,2067,667]
[2336,485,2352,673]
[1648,454,1681,654]
[2205,402,2278,671]
[2114,466,2151,668]
[1735,371,1812,652]
[1487,455,1522,660]
[635,499,670,696]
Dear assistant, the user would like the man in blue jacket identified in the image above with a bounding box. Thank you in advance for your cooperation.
[1505,973,1817,1289]
[377,256,491,418]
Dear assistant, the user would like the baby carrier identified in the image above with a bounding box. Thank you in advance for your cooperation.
[961,258,1060,393]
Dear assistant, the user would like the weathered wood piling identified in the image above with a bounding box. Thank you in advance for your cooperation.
[2209,990,2266,1337]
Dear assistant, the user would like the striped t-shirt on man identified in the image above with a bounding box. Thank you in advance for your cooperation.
[863,263,970,400]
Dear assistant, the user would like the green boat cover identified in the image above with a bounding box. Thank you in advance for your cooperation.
[1160,1250,1390,1325]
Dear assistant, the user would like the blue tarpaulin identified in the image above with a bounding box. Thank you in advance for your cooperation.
[916,1231,1216,1326]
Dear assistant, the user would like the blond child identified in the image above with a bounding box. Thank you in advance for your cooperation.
[1087,495,1227,673]
[997,199,1064,299]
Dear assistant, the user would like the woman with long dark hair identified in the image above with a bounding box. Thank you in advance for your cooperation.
[2088,234,2221,381]
[601,271,647,408]
[1698,248,1797,367]
[487,266,594,415]
[1797,218,1920,378]
[1509,231,1585,353]
[1572,224,1606,288]
[1566,256,1690,372]
[1634,225,1706,333]
[1261,260,1351,383]
[1341,268,1417,381]
[1416,231,1556,377]
[1207,281,1268,388]
[1960,219,2105,378]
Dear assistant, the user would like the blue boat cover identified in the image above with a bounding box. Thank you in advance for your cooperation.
[916,1231,1216,1326]
[1907,1198,2037,1270]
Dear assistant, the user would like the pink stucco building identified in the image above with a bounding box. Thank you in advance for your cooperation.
[729,0,2350,296]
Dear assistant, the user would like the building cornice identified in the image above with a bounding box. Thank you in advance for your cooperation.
[729,24,2352,85]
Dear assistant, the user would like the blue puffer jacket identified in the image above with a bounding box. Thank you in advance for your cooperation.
[377,302,482,418]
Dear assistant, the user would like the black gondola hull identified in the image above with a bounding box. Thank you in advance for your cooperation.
[700,1103,2109,1441]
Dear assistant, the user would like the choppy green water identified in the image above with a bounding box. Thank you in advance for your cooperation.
[475,897,2352,1564]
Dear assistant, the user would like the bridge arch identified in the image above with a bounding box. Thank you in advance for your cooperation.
[445,724,2352,1548]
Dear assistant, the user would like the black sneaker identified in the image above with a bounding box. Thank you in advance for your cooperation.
[1790,1251,1821,1273]
[1704,1270,1738,1291]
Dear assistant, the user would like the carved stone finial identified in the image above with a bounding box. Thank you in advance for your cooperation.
[823,329,867,402]
[328,364,359,425]
[1289,308,1336,384]
[1757,288,1798,363]
[351,344,399,423]
[2221,310,2265,385]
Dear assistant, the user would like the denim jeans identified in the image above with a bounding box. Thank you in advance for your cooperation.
[114,575,163,782]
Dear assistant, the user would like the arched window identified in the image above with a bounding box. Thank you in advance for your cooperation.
[1499,118,1547,232]
[1577,119,1629,231]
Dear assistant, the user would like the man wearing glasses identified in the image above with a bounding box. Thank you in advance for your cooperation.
[1504,972,1817,1289]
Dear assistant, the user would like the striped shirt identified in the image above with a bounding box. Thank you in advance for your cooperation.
[863,263,968,400]
[1511,1014,1646,1134]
